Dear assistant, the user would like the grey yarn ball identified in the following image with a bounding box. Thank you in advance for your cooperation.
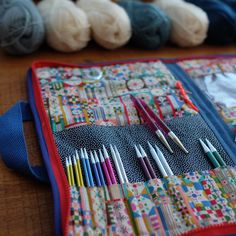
[0,0,45,55]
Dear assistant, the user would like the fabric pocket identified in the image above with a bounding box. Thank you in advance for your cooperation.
[123,182,161,235]
[54,114,233,182]
[68,167,236,235]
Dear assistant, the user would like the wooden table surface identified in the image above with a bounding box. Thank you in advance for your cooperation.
[1,44,236,236]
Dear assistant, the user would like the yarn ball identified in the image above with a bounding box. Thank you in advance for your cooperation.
[222,0,236,8]
[77,0,131,49]
[0,0,45,55]
[117,0,171,49]
[153,0,209,47]
[38,0,90,52]
[186,0,236,45]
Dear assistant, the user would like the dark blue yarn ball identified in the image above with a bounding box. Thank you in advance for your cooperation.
[118,0,171,49]
[186,0,236,45]
[222,0,236,8]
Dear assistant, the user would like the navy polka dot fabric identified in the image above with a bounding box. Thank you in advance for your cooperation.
[54,114,233,183]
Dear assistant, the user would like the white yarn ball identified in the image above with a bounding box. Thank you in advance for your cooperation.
[153,0,209,47]
[77,0,131,49]
[38,0,90,52]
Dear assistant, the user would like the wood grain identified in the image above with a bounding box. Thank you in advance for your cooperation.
[1,44,236,235]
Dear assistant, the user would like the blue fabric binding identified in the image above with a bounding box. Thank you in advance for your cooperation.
[27,70,62,236]
[167,64,236,164]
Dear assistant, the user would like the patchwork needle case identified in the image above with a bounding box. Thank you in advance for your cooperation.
[1,56,236,236]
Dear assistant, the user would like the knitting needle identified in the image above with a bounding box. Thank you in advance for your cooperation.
[148,142,168,177]
[68,156,75,186]
[199,139,221,168]
[114,145,129,183]
[135,145,152,180]
[205,138,226,166]
[130,95,173,153]
[90,151,102,187]
[110,145,124,184]
[94,150,106,186]
[99,149,112,186]
[75,150,84,186]
[139,144,157,179]
[65,157,72,186]
[73,155,81,187]
[80,148,91,187]
[137,96,189,154]
[154,144,173,176]
[84,148,95,187]
[103,145,117,184]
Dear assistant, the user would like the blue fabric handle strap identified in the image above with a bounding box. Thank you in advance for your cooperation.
[0,101,48,182]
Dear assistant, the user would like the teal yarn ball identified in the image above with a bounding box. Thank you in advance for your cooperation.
[117,0,171,49]
[0,0,45,55]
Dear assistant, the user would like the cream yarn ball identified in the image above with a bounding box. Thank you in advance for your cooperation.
[153,0,209,47]
[77,0,131,49]
[38,0,90,52]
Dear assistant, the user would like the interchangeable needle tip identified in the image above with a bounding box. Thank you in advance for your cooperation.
[90,151,95,163]
[199,138,210,153]
[169,131,188,154]
[134,145,142,158]
[80,148,84,158]
[139,144,147,157]
[83,148,89,159]
[75,149,79,159]
[156,129,174,154]
[205,138,216,152]
[93,150,98,162]
[147,141,154,150]
[72,155,76,165]
[99,149,105,162]
[102,145,109,159]
[154,145,162,155]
